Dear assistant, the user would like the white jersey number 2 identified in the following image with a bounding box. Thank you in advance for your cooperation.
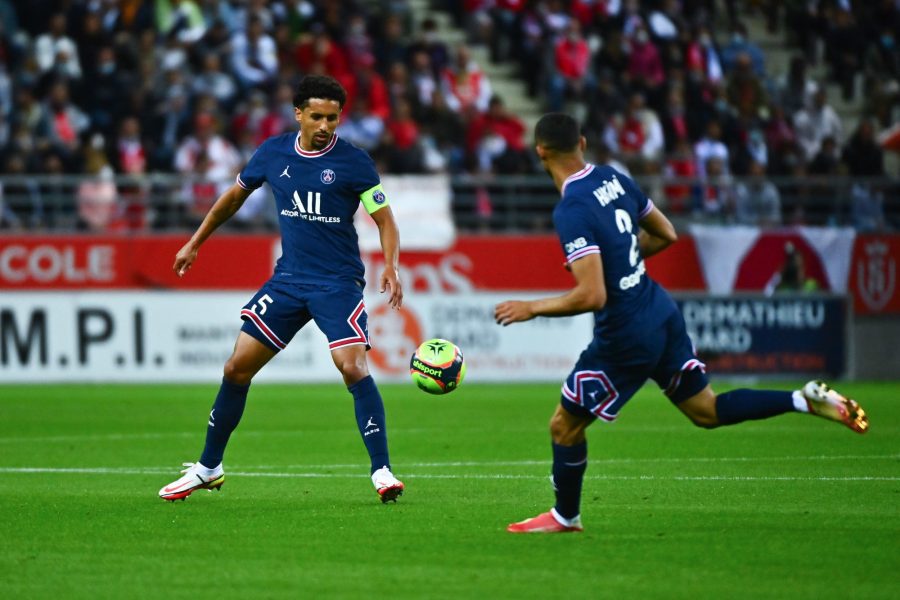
[614,209,640,267]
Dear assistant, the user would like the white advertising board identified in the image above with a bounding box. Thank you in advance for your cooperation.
[0,291,591,383]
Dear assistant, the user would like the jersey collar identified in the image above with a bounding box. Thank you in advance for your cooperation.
[294,131,338,157]
[560,163,594,196]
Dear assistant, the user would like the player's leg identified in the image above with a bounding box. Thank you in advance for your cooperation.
[330,344,404,502]
[508,403,594,533]
[676,379,868,433]
[313,287,402,502]
[159,333,275,501]
[160,282,306,501]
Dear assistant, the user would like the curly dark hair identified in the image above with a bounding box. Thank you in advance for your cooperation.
[534,113,581,153]
[293,75,347,109]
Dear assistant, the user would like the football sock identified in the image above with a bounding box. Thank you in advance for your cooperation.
[199,378,250,468]
[715,389,795,425]
[349,375,390,474]
[552,441,587,521]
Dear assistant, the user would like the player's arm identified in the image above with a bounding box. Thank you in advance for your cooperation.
[494,254,606,325]
[173,183,253,277]
[369,205,403,309]
[637,204,678,258]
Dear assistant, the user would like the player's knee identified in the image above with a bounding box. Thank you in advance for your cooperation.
[223,358,254,386]
[335,357,369,383]
[549,411,581,445]
[685,407,720,429]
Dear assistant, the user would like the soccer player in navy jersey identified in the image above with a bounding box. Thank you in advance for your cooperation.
[159,75,405,503]
[495,113,869,533]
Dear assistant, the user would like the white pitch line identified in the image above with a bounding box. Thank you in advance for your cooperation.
[244,454,900,469]
[0,467,896,482]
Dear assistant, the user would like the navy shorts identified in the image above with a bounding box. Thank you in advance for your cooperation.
[239,278,369,352]
[561,309,708,422]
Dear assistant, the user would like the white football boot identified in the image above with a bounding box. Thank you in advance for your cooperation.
[159,462,225,501]
[801,380,869,434]
[371,466,404,503]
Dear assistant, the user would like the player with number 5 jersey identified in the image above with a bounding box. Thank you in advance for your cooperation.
[495,113,869,534]
[158,75,405,504]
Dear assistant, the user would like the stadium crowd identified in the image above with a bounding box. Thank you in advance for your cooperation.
[0,0,897,231]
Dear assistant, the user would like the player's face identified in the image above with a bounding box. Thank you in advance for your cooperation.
[295,98,342,150]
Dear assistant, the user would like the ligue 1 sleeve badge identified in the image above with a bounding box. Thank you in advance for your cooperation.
[320,169,335,184]
[373,189,386,204]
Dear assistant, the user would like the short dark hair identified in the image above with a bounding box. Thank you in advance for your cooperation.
[534,113,580,153]
[293,75,347,109]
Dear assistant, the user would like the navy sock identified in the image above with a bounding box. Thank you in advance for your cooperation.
[199,378,250,468]
[349,375,390,474]
[552,441,587,520]
[715,389,795,425]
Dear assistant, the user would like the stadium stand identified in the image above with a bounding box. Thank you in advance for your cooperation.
[0,0,897,232]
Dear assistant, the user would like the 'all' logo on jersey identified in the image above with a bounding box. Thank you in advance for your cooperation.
[285,190,321,215]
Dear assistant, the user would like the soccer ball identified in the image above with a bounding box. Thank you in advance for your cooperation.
[409,338,466,395]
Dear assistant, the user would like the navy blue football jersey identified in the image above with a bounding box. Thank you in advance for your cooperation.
[237,132,389,287]
[554,163,677,339]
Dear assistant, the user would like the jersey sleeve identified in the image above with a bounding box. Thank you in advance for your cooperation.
[236,140,268,191]
[621,173,654,220]
[353,151,390,214]
[554,201,600,265]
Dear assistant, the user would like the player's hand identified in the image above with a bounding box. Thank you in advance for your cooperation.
[494,300,534,326]
[173,242,199,277]
[380,266,403,309]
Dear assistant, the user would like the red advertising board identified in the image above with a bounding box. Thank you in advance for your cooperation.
[0,234,707,292]
[849,234,900,315]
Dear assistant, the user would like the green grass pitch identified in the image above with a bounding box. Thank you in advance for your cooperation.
[0,382,898,599]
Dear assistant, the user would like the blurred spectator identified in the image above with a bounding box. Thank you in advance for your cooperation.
[34,13,82,80]
[174,113,241,221]
[843,120,885,177]
[772,242,820,293]
[409,50,438,109]
[466,95,528,174]
[83,45,129,137]
[337,97,386,153]
[230,15,278,91]
[548,20,594,112]
[694,119,729,177]
[824,8,865,101]
[77,134,118,231]
[156,0,207,44]
[406,18,450,81]
[627,23,666,99]
[733,160,781,226]
[39,150,75,229]
[192,52,238,111]
[0,154,42,229]
[603,92,664,173]
[663,138,698,213]
[441,45,492,116]
[776,56,817,116]
[695,156,734,220]
[373,14,409,75]
[684,25,724,85]
[794,87,843,162]
[354,55,391,120]
[808,136,842,176]
[231,90,286,147]
[720,22,764,76]
[383,98,423,173]
[726,53,768,120]
[44,80,90,162]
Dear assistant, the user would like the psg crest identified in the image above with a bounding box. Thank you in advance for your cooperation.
[320,169,335,184]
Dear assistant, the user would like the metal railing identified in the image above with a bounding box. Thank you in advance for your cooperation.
[0,173,896,233]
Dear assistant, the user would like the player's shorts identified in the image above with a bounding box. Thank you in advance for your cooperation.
[239,278,369,353]
[560,309,708,422]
